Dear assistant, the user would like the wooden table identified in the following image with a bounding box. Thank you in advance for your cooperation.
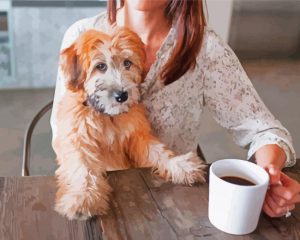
[1,162,299,240]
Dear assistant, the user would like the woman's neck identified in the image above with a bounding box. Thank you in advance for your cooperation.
[116,4,171,45]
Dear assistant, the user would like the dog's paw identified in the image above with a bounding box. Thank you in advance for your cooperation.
[72,211,92,221]
[55,193,110,221]
[55,200,91,221]
[166,151,207,185]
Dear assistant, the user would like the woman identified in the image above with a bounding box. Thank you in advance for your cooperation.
[51,0,300,218]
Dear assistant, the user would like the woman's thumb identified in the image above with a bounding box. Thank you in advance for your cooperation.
[267,166,281,185]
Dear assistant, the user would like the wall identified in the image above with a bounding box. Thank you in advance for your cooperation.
[206,0,233,42]
[1,0,300,88]
[229,0,300,59]
[1,2,104,88]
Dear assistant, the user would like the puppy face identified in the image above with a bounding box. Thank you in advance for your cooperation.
[60,28,146,115]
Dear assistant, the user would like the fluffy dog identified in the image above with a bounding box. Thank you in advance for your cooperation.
[53,28,206,220]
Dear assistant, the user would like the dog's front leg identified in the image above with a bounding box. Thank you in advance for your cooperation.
[53,92,113,220]
[128,133,207,185]
[55,156,112,220]
[54,134,112,220]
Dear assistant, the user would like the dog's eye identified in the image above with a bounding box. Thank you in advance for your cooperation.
[124,60,132,70]
[96,63,107,72]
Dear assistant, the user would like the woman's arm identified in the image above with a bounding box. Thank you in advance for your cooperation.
[202,29,299,217]
[202,29,296,167]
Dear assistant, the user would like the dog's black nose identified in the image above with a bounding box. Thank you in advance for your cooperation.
[114,91,128,103]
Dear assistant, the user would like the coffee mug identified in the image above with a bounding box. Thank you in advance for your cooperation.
[208,159,269,235]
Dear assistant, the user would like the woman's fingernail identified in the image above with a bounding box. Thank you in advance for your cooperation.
[269,167,277,175]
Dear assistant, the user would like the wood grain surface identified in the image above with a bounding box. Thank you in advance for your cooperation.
[0,161,299,240]
[0,176,102,240]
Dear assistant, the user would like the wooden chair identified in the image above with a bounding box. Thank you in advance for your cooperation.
[22,101,53,176]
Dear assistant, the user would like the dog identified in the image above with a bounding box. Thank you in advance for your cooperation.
[53,28,206,220]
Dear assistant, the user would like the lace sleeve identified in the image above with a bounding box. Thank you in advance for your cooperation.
[203,30,296,167]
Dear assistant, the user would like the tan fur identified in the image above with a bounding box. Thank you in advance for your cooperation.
[54,28,206,220]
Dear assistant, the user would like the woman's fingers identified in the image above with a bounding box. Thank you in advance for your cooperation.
[263,171,300,218]
[263,200,277,218]
[266,165,281,185]
[270,173,300,201]
[280,172,300,188]
[266,192,283,215]
[271,192,288,207]
[291,193,300,204]
[264,192,295,217]
[271,191,300,207]
[265,192,295,216]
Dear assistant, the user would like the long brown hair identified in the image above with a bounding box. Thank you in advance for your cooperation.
[108,0,206,85]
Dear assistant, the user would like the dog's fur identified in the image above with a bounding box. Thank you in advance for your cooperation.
[53,28,206,220]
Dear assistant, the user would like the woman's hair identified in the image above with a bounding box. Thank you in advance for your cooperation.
[108,0,207,85]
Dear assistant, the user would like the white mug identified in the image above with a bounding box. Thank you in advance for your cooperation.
[208,159,269,235]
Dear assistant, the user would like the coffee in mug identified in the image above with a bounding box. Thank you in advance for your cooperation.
[220,176,256,186]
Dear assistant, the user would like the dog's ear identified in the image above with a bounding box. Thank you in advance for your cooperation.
[60,43,86,91]
[112,27,146,74]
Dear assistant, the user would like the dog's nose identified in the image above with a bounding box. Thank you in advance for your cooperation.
[114,91,128,103]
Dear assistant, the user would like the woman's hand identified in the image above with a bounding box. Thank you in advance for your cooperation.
[254,144,300,217]
[263,172,300,217]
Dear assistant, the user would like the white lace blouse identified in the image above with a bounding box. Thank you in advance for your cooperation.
[50,12,296,167]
